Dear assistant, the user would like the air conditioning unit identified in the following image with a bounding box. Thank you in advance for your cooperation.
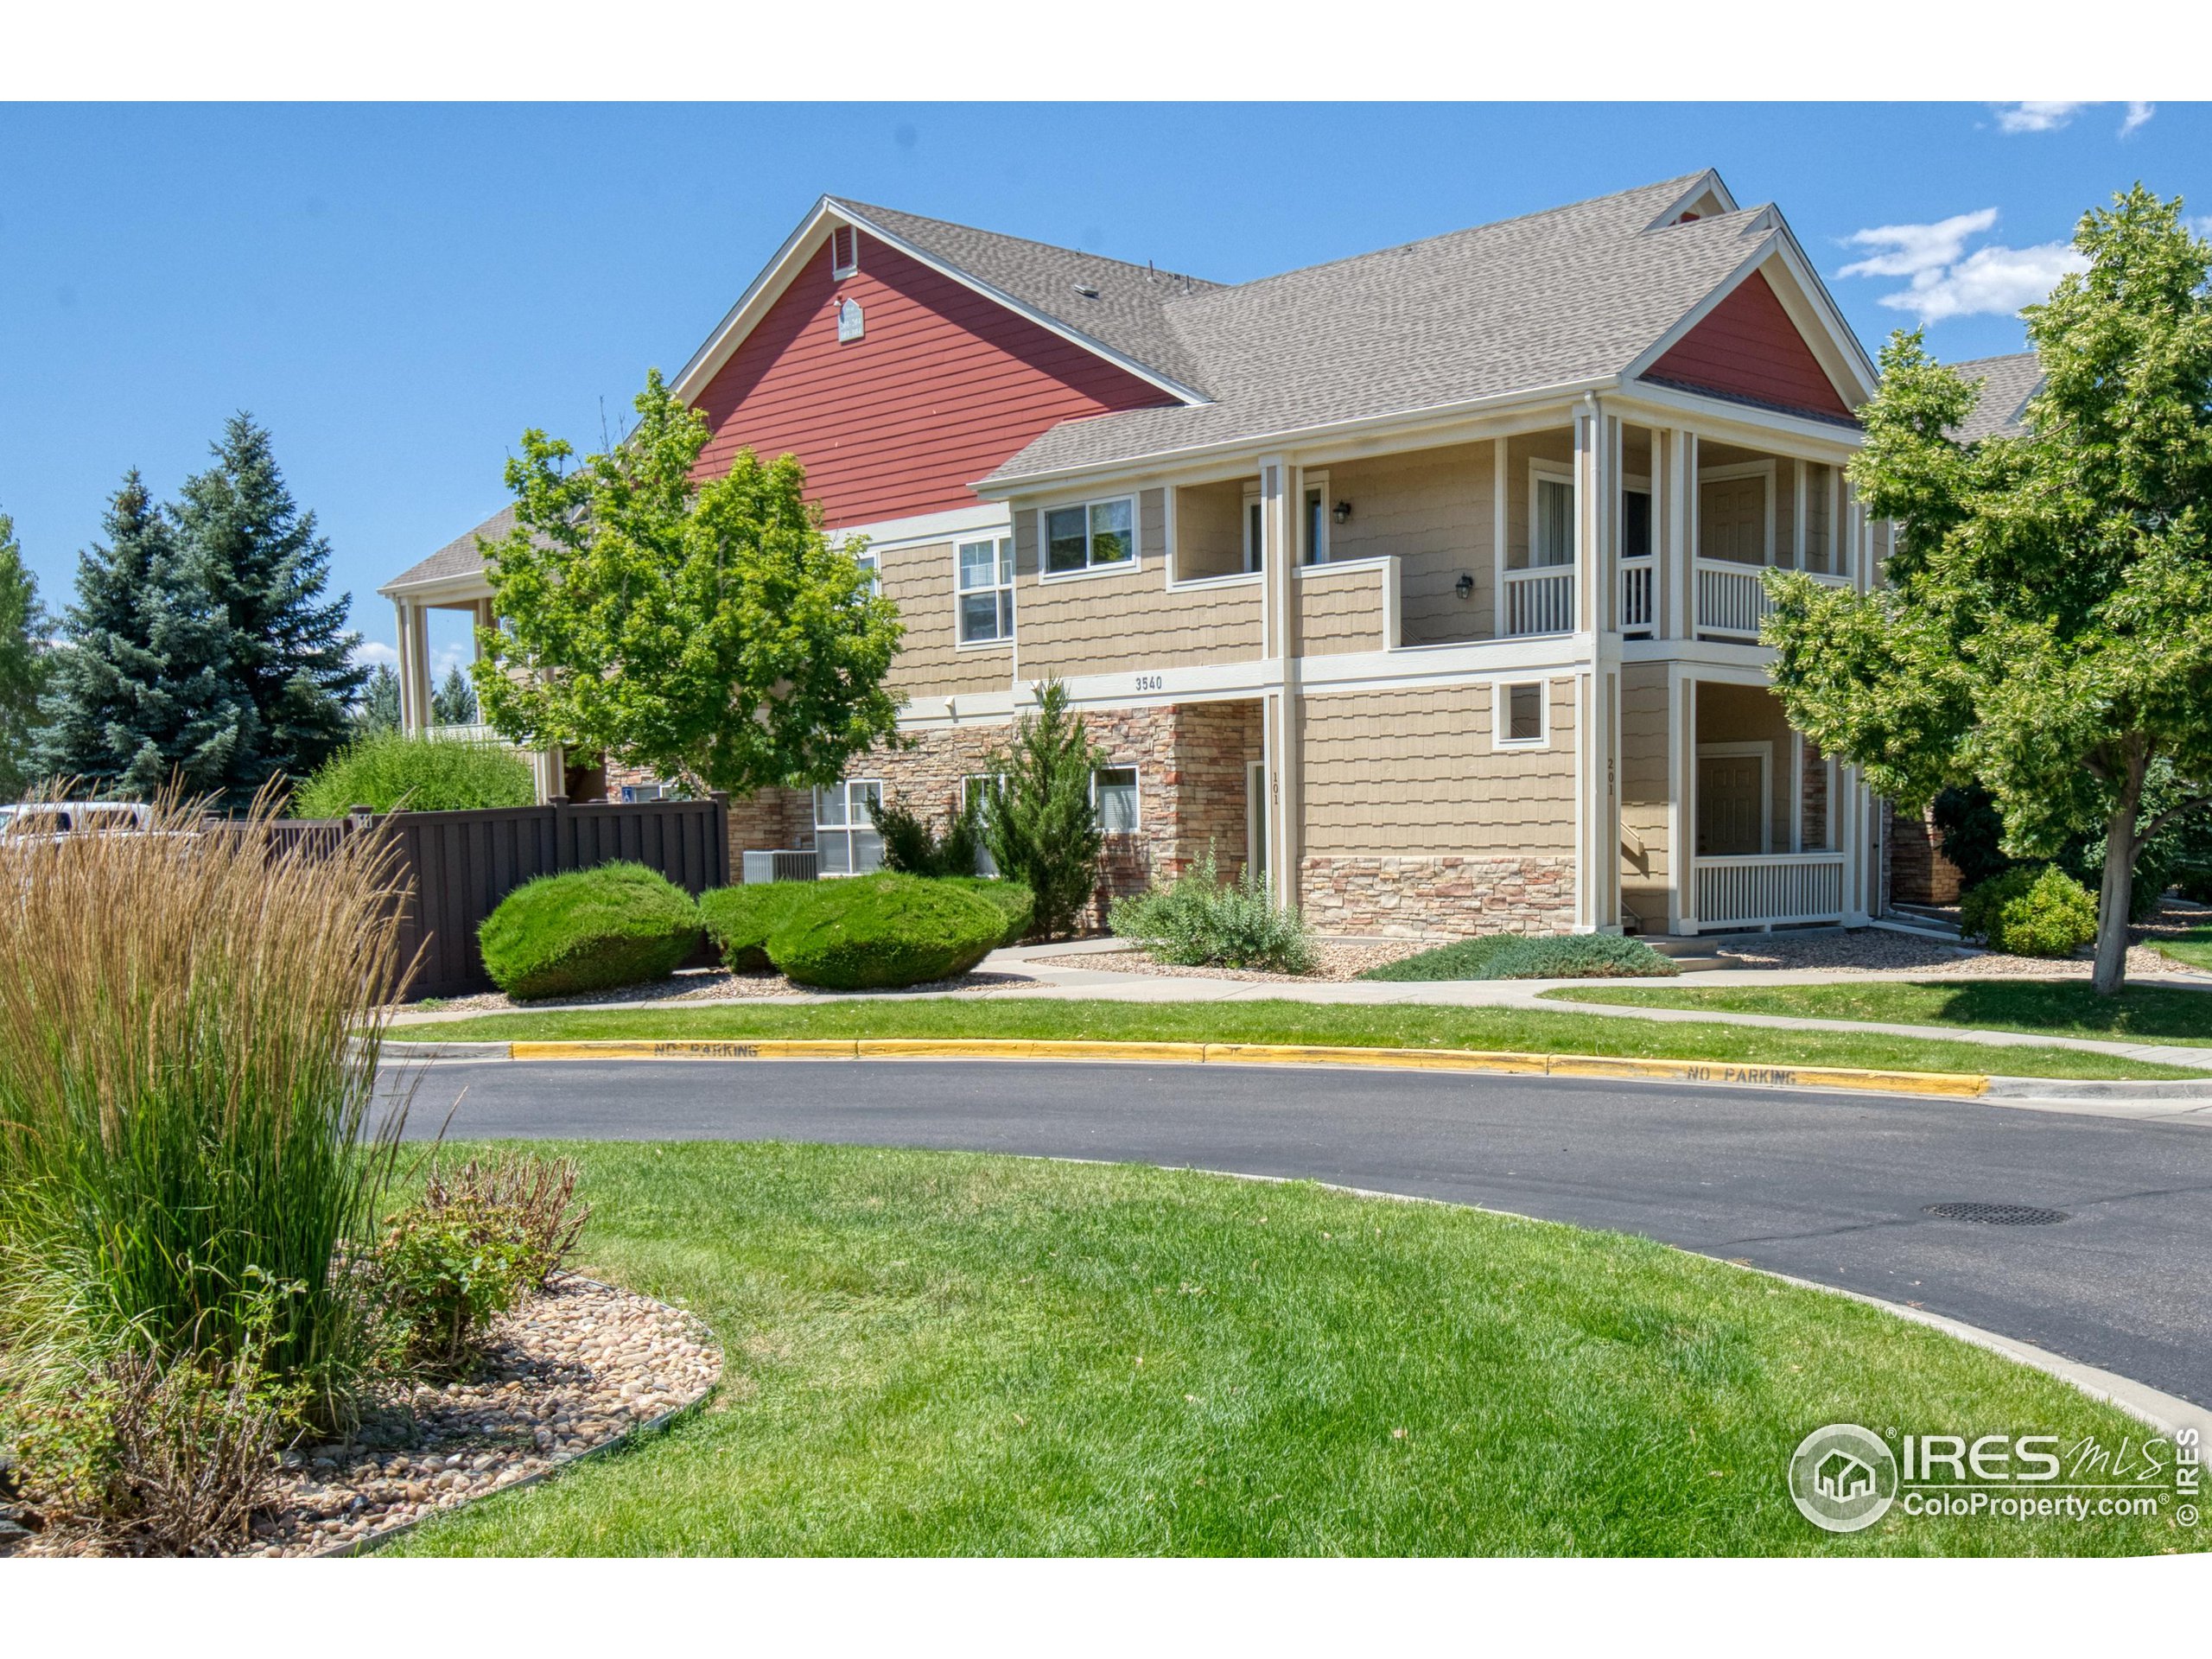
[742,849,819,885]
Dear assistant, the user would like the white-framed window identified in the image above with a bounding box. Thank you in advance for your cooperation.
[1242,485,1263,573]
[1302,472,1330,565]
[852,548,880,595]
[830,225,860,279]
[1043,496,1137,575]
[1531,465,1575,568]
[1092,766,1140,834]
[1494,682,1548,749]
[813,779,883,875]
[956,537,1015,644]
[963,773,1004,875]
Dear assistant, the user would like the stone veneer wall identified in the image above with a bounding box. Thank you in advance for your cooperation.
[1888,800,1963,906]
[1300,855,1576,938]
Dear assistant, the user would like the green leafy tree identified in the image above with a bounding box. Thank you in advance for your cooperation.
[475,369,903,797]
[173,414,364,799]
[353,663,403,735]
[0,511,47,800]
[1765,186,2212,993]
[432,662,478,726]
[980,680,1103,940]
[34,472,251,798]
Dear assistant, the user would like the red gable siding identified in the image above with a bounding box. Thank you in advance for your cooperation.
[691,231,1178,528]
[1643,269,1853,421]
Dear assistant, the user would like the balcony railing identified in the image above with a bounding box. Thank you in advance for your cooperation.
[1618,559,1654,634]
[1503,566,1575,637]
[1694,560,1771,640]
[1694,852,1847,928]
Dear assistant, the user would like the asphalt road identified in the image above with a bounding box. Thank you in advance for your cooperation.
[387,1057,2212,1408]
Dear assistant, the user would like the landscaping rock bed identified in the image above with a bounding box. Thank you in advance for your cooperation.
[1074,940,1432,982]
[1713,929,2196,981]
[3,1277,720,1559]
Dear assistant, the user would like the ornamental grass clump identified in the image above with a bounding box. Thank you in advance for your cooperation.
[0,786,412,1549]
[290,729,535,817]
[1109,850,1316,974]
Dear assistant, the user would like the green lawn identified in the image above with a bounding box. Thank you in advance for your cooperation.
[403,996,2207,1082]
[386,1144,2197,1557]
[2150,920,2212,975]
[1541,979,2212,1049]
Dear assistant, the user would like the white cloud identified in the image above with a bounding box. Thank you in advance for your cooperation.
[1839,209,1999,280]
[1837,210,2088,325]
[1990,100,2154,137]
[353,640,399,671]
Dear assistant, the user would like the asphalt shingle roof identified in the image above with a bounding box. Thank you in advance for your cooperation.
[1948,351,2043,443]
[379,503,514,594]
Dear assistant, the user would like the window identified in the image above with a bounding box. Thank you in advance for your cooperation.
[957,537,1015,644]
[813,779,883,875]
[1533,474,1575,567]
[1045,496,1136,575]
[1623,488,1652,560]
[1302,476,1329,564]
[1093,766,1139,834]
[963,773,1003,875]
[830,225,859,279]
[853,549,880,594]
[1497,682,1546,747]
[1243,488,1263,573]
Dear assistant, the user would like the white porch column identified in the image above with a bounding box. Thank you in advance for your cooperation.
[1257,454,1300,907]
[403,601,434,734]
[1667,428,1694,640]
[1675,673,1700,936]
[1573,402,1618,931]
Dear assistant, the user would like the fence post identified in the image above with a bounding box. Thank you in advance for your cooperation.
[709,791,730,888]
[549,793,571,872]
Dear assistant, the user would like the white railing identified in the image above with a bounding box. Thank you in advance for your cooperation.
[1694,560,1771,639]
[1618,560,1653,633]
[1503,567,1575,636]
[424,722,509,744]
[1694,852,1847,928]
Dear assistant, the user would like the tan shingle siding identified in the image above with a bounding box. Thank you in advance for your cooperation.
[879,537,1014,696]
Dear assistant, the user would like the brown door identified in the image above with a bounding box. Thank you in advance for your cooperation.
[1697,752,1766,855]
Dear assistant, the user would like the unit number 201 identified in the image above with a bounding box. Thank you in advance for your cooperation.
[1134,674,1166,693]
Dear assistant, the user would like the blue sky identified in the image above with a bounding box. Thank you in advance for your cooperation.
[1,100,2201,677]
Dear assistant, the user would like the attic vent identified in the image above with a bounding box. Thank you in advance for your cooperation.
[830,225,859,279]
[1072,282,1100,299]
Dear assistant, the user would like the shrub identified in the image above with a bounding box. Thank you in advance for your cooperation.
[291,730,535,817]
[373,1198,535,1377]
[978,680,1103,940]
[478,862,702,1000]
[419,1152,588,1290]
[869,791,985,880]
[766,873,1004,989]
[938,877,1035,948]
[1109,851,1316,974]
[1363,932,1678,982]
[1929,785,2012,892]
[1960,864,2098,957]
[0,786,407,1421]
[701,881,823,971]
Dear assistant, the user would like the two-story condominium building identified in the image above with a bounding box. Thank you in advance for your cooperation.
[381,168,1905,938]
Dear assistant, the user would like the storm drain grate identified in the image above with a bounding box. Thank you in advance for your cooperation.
[1924,1201,2071,1226]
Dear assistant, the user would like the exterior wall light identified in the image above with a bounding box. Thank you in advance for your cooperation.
[1455,572,1475,600]
[1332,500,1353,524]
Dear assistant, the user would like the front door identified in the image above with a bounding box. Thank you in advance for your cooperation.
[1699,474,1767,564]
[1696,750,1767,855]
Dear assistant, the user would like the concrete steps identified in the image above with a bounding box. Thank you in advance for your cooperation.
[1633,935,1730,973]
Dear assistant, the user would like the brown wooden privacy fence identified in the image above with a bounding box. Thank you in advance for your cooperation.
[270,794,730,999]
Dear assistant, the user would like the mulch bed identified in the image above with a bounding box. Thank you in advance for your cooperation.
[3,1277,721,1559]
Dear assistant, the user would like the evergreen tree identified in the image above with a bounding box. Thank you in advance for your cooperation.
[353,663,403,735]
[34,472,251,798]
[432,661,478,726]
[172,414,364,798]
[0,511,46,801]
[980,680,1104,940]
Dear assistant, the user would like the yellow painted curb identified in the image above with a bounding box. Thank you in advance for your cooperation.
[1205,1043,1550,1075]
[501,1036,1989,1098]
[857,1038,1208,1065]
[509,1039,859,1062]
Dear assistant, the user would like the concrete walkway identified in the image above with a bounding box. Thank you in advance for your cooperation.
[385,938,2212,1076]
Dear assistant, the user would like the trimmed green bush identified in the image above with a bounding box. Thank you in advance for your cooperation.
[1959,864,2098,957]
[478,863,702,1001]
[291,730,535,817]
[1364,931,1678,982]
[766,873,1003,990]
[938,877,1035,948]
[700,881,824,971]
[1109,851,1315,973]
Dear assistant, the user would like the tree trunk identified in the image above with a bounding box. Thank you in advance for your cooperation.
[2090,754,2147,996]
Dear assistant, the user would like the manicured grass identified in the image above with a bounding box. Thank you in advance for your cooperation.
[1541,979,2212,1049]
[407,996,2206,1081]
[2151,921,2212,975]
[387,1144,2198,1556]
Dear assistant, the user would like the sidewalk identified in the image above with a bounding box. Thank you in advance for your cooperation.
[387,938,2212,1075]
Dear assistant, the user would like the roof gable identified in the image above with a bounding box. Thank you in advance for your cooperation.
[1949,352,2044,442]
[1641,266,1854,421]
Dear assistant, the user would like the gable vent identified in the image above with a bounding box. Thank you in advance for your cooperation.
[830,225,859,279]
